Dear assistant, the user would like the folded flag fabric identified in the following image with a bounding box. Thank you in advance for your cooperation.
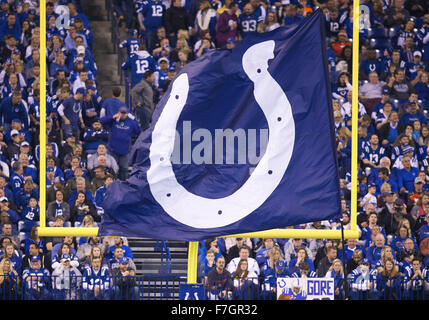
[98,10,341,241]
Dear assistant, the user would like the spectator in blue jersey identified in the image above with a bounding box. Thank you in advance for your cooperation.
[262,260,286,300]
[255,238,275,267]
[1,241,21,274]
[378,111,400,147]
[22,255,51,300]
[0,13,21,43]
[231,259,259,300]
[51,243,80,271]
[119,29,140,58]
[349,258,377,300]
[57,87,86,139]
[83,120,109,155]
[283,4,303,29]
[338,238,365,265]
[107,236,134,261]
[121,43,157,88]
[20,196,39,234]
[108,245,137,273]
[399,102,427,128]
[99,87,127,119]
[100,108,142,180]
[202,248,217,279]
[361,134,386,170]
[238,2,261,39]
[70,191,98,226]
[359,49,385,81]
[137,0,166,53]
[397,156,420,193]
[366,232,387,267]
[361,212,387,242]
[68,3,90,30]
[376,257,403,299]
[0,90,29,132]
[288,247,315,275]
[81,256,111,300]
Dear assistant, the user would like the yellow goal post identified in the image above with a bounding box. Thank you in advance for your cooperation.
[37,0,361,284]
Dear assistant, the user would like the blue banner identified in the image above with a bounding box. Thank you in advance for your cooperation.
[98,10,341,240]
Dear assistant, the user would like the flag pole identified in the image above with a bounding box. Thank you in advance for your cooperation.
[340,218,349,298]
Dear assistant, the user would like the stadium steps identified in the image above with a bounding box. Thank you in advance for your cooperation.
[127,238,189,275]
[127,238,189,299]
[82,0,126,101]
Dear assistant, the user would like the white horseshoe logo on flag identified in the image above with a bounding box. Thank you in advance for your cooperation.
[147,40,295,228]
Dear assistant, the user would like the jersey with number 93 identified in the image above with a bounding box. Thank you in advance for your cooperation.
[238,11,261,38]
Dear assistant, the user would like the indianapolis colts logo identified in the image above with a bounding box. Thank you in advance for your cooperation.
[147,41,295,228]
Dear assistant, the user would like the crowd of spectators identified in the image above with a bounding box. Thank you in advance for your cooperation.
[0,0,428,300]
[0,0,142,300]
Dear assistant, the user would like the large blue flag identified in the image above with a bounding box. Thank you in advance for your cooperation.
[98,10,341,241]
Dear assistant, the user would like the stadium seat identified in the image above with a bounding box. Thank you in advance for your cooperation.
[367,28,388,39]
[369,38,391,50]
[375,49,383,59]
[388,27,398,39]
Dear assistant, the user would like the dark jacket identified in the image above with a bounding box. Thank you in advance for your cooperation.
[316,256,334,277]
[163,6,190,35]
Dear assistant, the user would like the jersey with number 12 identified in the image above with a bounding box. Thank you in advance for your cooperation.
[121,51,157,88]
[138,0,166,32]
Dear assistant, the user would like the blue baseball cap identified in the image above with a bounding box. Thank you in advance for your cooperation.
[382,88,390,95]
[12,118,21,124]
[168,66,176,72]
[47,166,54,172]
[76,87,87,96]
[361,258,370,265]
[119,106,128,113]
[402,144,414,155]
[127,29,137,35]
[31,255,40,262]
[226,37,235,44]
[119,257,129,264]
[61,254,71,261]
[86,86,96,91]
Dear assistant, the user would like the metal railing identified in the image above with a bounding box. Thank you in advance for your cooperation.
[155,240,172,274]
[0,274,184,300]
[204,276,429,301]
[1,274,428,300]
